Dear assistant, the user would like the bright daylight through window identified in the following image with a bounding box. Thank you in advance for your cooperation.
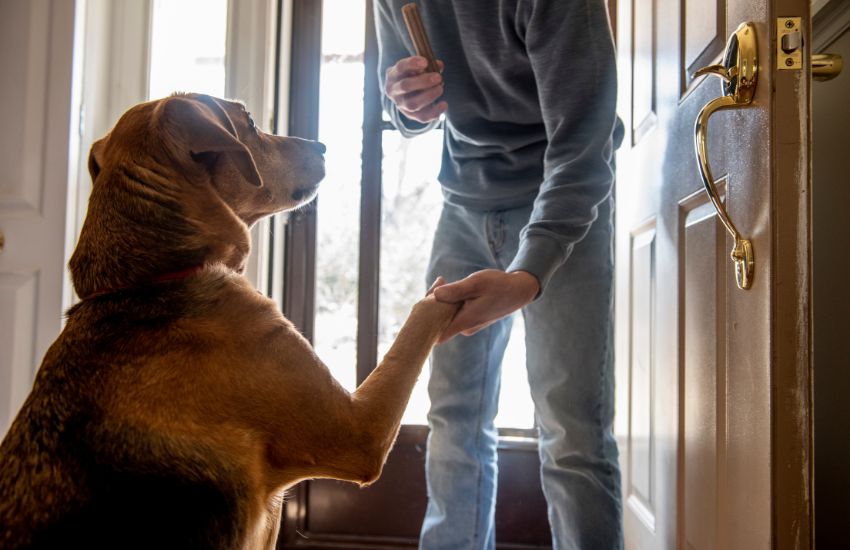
[148,0,227,100]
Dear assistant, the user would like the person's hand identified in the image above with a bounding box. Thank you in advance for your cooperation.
[385,56,447,123]
[431,270,540,343]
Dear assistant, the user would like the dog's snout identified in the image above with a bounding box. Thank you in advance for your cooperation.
[292,184,319,202]
[309,141,327,155]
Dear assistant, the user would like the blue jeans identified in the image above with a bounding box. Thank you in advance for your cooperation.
[420,200,622,550]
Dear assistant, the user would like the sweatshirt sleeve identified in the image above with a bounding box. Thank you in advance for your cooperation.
[374,0,440,138]
[505,0,619,295]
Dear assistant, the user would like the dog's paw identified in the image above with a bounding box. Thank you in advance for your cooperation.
[412,295,460,328]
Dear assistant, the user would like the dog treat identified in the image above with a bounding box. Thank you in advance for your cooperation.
[401,3,440,73]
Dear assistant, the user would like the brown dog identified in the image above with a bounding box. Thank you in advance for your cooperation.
[0,93,457,549]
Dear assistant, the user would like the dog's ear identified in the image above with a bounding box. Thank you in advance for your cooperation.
[160,95,264,188]
[88,138,105,182]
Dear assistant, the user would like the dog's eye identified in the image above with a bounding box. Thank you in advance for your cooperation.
[247,113,257,132]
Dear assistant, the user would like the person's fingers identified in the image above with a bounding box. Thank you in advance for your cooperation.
[386,56,428,83]
[386,58,432,94]
[402,103,447,123]
[438,311,474,342]
[388,71,442,101]
[384,57,446,123]
[427,276,446,296]
[460,322,491,337]
[437,308,490,343]
[436,59,445,73]
[433,276,480,303]
[401,100,448,123]
[398,84,444,113]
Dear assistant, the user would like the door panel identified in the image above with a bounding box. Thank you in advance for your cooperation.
[615,0,811,547]
[683,0,726,81]
[0,274,38,428]
[626,221,655,532]
[631,0,656,143]
[0,0,77,436]
[681,193,726,550]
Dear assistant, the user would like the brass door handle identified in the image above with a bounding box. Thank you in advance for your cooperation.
[813,53,843,81]
[693,22,758,290]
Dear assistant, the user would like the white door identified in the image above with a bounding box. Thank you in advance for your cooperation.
[0,0,79,435]
[614,0,813,547]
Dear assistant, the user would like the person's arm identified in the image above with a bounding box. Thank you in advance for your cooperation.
[504,0,618,294]
[374,1,445,137]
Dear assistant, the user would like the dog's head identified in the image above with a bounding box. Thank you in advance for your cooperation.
[89,93,325,223]
[71,93,325,298]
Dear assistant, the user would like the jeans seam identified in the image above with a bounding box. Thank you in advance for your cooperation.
[471,325,494,548]
[595,295,615,478]
[485,212,505,265]
[595,339,607,462]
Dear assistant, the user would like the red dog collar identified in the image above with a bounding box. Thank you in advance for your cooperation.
[80,264,205,301]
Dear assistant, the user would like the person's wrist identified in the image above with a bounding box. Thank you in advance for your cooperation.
[509,270,540,301]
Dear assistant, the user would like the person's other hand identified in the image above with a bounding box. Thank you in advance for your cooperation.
[431,270,540,343]
[385,56,447,123]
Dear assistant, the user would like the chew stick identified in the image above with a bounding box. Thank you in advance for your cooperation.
[401,3,440,73]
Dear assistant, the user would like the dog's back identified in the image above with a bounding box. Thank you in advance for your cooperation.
[0,276,253,549]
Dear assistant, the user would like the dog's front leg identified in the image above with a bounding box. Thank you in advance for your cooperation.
[242,294,457,488]
[342,295,457,484]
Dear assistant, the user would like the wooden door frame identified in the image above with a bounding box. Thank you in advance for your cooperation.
[772,0,813,547]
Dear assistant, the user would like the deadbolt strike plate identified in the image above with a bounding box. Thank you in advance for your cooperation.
[778,17,803,70]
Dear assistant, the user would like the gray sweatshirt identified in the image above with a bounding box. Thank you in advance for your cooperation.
[375,0,620,293]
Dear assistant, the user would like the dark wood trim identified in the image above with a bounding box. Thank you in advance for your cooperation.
[356,0,382,385]
[280,3,322,544]
[772,1,814,548]
[272,0,284,136]
[280,427,550,549]
[280,537,551,549]
[285,0,322,142]
[283,0,323,341]
[280,538,551,549]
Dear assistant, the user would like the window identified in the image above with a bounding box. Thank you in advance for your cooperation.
[148,0,228,100]
[313,0,366,391]
[299,0,534,428]
[379,130,535,428]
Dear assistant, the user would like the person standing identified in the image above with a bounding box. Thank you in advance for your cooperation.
[375,1,623,548]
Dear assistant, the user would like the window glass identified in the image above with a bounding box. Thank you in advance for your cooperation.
[148,0,227,100]
[313,0,366,391]
[378,130,443,424]
[379,130,534,428]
